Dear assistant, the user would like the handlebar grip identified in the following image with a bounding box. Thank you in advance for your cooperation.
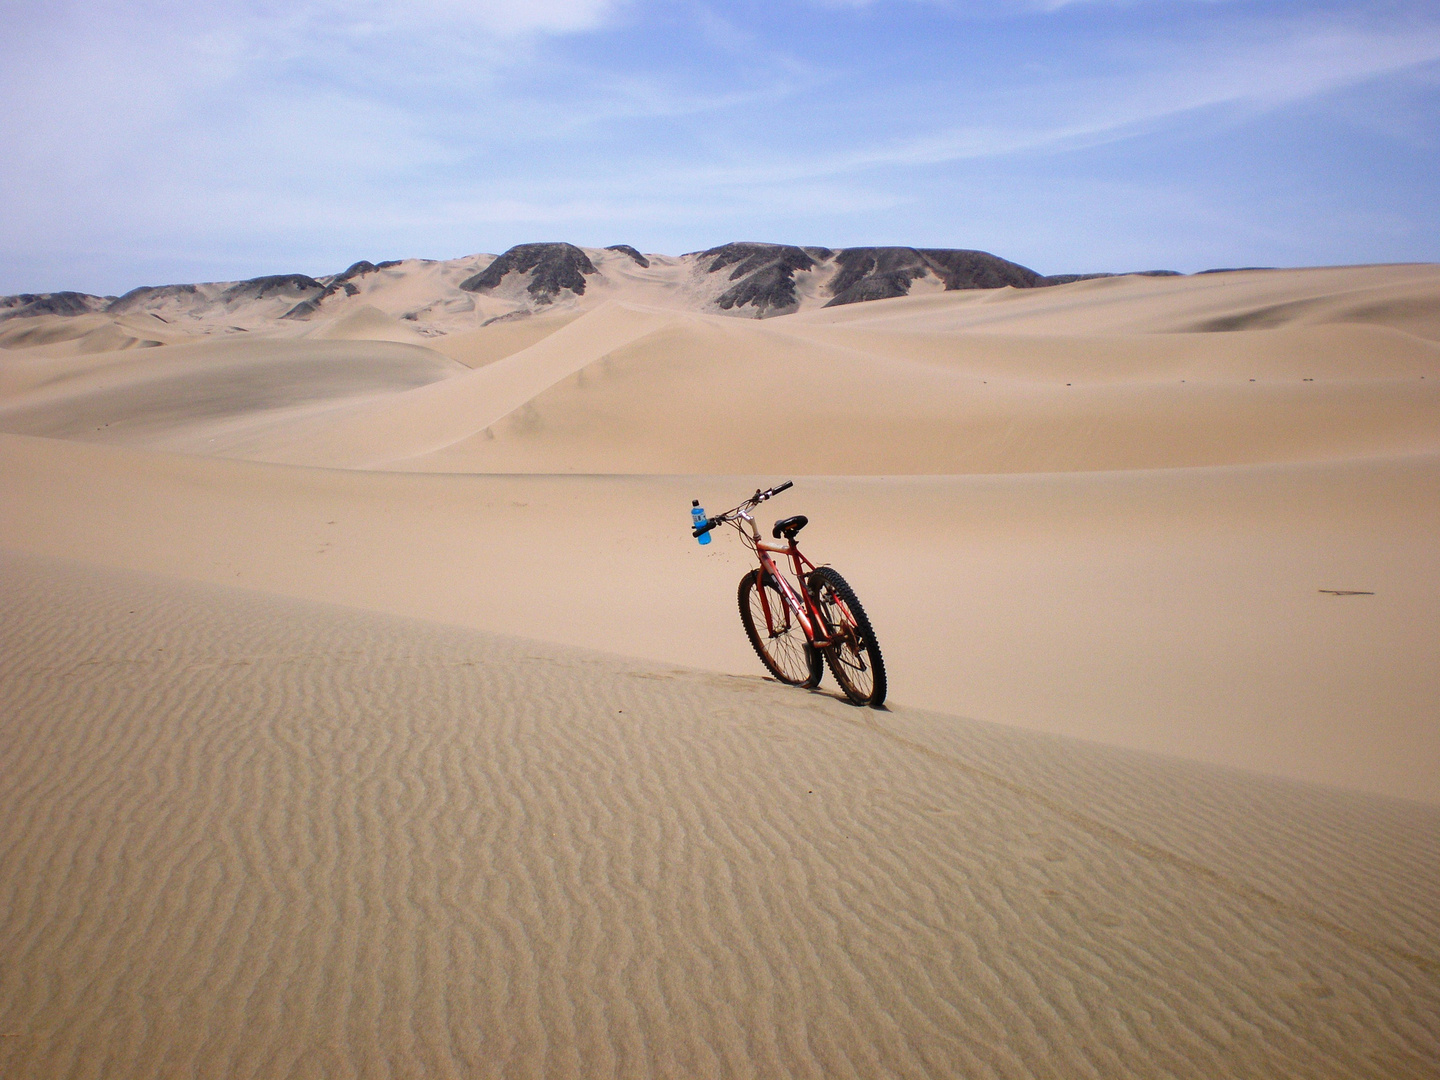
[774,480,793,494]
[692,517,721,537]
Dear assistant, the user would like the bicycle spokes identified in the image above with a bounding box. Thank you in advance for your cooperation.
[740,573,818,687]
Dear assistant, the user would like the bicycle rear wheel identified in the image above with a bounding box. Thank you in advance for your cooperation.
[738,570,822,687]
[807,567,886,706]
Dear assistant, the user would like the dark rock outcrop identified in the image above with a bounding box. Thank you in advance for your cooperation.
[826,249,932,306]
[459,243,598,303]
[0,291,111,319]
[700,242,819,316]
[279,279,360,321]
[282,278,361,320]
[822,247,1043,308]
[219,274,324,305]
[914,249,1044,291]
[332,258,405,281]
[605,244,650,268]
[337,261,379,281]
[3,246,1206,328]
[278,259,403,318]
[106,283,200,313]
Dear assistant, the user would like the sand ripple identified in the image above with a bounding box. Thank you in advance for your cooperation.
[2,552,1437,1078]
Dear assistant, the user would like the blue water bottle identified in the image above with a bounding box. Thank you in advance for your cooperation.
[691,499,712,545]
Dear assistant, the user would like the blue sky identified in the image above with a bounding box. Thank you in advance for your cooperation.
[2,0,1438,294]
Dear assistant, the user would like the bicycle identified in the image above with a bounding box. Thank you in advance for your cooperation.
[693,482,886,707]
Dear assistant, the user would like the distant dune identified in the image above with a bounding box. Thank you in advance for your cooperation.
[2,251,1437,1077]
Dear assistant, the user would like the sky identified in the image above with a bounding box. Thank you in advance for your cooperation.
[2,0,1438,294]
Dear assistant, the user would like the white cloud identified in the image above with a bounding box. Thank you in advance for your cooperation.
[639,20,1440,189]
[300,0,623,37]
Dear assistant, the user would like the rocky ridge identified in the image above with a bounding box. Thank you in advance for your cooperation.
[2,243,1183,345]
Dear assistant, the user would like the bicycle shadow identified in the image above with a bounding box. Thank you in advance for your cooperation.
[803,684,891,711]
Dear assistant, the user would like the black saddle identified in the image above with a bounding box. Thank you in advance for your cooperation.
[772,515,808,540]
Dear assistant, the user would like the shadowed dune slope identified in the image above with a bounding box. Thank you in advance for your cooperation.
[199,303,677,468]
[0,312,197,356]
[0,336,467,451]
[299,304,433,344]
[2,551,1437,1079]
[428,310,586,369]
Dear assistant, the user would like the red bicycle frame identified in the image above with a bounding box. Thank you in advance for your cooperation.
[697,480,886,706]
[743,522,837,650]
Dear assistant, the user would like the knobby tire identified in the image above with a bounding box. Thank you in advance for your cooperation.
[807,566,887,707]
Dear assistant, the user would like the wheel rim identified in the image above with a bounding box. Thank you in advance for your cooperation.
[748,580,812,683]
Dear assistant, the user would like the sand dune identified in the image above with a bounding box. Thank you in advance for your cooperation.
[301,304,434,345]
[2,431,1436,803]
[1,266,1436,804]
[9,267,1435,473]
[798,264,1440,338]
[0,312,182,356]
[400,312,1440,474]
[0,337,467,453]
[429,310,585,369]
[2,552,1437,1078]
[2,259,1438,1075]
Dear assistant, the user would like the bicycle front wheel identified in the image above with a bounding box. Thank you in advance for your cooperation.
[808,567,886,706]
[738,570,822,687]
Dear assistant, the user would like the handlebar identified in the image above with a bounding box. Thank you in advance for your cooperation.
[745,481,792,504]
[692,481,793,537]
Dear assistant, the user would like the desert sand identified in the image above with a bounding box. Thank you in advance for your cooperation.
[2,258,1438,1076]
